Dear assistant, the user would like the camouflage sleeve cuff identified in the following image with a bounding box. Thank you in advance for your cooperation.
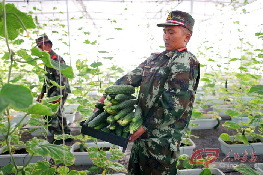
[102,93,107,98]
[141,125,148,131]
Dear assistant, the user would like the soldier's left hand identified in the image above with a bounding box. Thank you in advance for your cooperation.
[52,98,61,104]
[128,126,146,142]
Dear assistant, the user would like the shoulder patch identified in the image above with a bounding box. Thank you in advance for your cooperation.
[51,54,57,60]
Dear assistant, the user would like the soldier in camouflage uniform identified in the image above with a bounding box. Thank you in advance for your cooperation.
[36,35,71,137]
[98,11,200,174]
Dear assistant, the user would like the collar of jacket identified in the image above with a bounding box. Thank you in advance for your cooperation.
[165,48,187,58]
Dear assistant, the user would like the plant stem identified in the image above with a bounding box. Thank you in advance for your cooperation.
[22,154,35,170]
[2,0,13,84]
[5,122,19,172]
[2,1,19,172]
[9,114,29,136]
[14,57,40,63]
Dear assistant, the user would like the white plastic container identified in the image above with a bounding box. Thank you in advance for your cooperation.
[0,145,50,167]
[179,138,196,157]
[218,136,263,157]
[178,168,225,175]
[70,142,120,166]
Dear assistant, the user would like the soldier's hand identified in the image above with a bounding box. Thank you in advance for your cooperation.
[52,98,61,104]
[94,96,106,112]
[128,126,146,142]
[37,93,44,103]
[97,96,106,103]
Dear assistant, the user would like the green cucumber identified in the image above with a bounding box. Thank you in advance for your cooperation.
[129,118,143,134]
[106,115,115,124]
[118,112,135,126]
[113,107,134,121]
[105,85,135,95]
[132,105,142,122]
[110,94,136,104]
[104,106,119,115]
[115,124,123,137]
[87,111,110,128]
[110,99,137,111]
[94,122,108,130]
[83,109,103,126]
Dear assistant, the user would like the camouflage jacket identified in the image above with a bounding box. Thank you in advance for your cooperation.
[41,50,71,98]
[115,48,200,151]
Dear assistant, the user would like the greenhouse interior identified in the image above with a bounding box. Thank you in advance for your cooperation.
[0,0,263,174]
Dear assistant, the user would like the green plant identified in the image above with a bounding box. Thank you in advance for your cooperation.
[71,59,104,116]
[188,110,221,130]
[72,59,125,118]
[219,121,262,144]
[69,135,127,174]
[85,144,127,174]
[176,154,217,175]
[216,27,263,143]
[219,72,263,144]
[234,164,260,175]
[191,110,220,120]
[0,2,86,174]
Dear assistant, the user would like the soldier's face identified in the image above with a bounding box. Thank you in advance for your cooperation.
[163,26,191,51]
[38,43,51,52]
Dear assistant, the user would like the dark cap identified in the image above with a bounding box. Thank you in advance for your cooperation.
[36,35,51,46]
[157,11,195,32]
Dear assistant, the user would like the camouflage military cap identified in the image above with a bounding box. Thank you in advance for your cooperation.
[157,10,195,32]
[36,35,51,46]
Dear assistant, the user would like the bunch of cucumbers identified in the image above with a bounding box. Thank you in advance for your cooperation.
[84,85,143,138]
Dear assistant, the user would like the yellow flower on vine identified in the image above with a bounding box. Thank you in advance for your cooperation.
[7,116,14,120]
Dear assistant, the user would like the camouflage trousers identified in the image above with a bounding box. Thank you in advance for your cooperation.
[44,95,71,135]
[128,139,178,175]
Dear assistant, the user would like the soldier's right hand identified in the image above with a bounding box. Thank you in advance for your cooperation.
[37,93,44,102]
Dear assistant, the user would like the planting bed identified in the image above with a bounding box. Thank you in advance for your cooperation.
[16,119,263,175]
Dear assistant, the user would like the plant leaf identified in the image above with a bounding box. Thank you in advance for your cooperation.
[27,103,53,116]
[26,138,74,166]
[29,161,56,175]
[0,84,33,112]
[31,48,52,67]
[106,161,128,173]
[50,80,65,89]
[236,134,249,145]
[0,3,36,40]
[67,170,87,175]
[86,147,108,167]
[219,133,230,141]
[225,109,239,117]
[200,168,212,175]
[249,85,263,95]
[109,148,124,160]
[90,62,103,68]
[0,163,14,174]
[1,52,10,60]
[61,66,74,79]
[223,121,240,129]
[234,164,260,175]
[56,166,69,175]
